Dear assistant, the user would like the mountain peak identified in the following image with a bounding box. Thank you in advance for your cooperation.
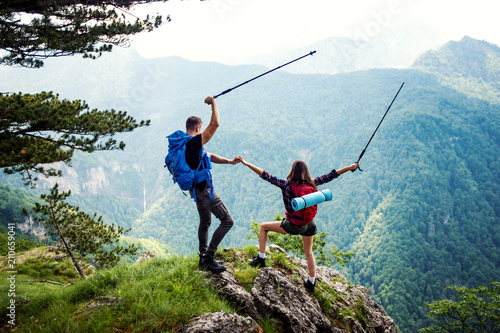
[412,36,500,82]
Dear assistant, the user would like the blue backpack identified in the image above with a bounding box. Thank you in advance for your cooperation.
[164,130,213,201]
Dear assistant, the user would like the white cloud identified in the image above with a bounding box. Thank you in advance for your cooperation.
[129,0,500,64]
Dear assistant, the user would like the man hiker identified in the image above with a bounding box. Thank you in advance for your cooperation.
[185,96,242,273]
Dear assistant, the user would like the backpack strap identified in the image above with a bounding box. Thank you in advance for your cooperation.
[289,183,305,224]
[192,148,214,202]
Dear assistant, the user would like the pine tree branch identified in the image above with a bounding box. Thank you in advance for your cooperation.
[0,1,169,67]
[0,0,163,13]
[20,280,75,287]
[20,279,64,285]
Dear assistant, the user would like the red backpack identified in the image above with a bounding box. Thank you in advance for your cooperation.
[288,183,318,226]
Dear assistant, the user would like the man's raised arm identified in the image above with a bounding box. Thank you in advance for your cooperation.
[201,96,220,145]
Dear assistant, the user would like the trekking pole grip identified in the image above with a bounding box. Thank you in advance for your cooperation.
[351,149,365,172]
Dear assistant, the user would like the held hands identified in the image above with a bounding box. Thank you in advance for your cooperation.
[239,156,248,166]
[230,156,243,165]
[238,156,264,176]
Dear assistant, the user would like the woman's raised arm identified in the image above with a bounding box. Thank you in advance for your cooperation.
[241,158,264,177]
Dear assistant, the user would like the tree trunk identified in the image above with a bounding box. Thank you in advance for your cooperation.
[55,221,87,279]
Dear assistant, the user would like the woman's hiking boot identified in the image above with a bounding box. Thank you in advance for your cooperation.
[199,254,226,273]
[249,256,266,268]
[304,279,316,292]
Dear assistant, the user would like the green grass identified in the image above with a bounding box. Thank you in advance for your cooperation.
[312,280,369,331]
[234,266,260,293]
[268,251,297,272]
[259,315,284,333]
[17,256,79,282]
[352,298,368,329]
[0,244,360,332]
[0,255,236,332]
[220,246,261,293]
[218,245,298,293]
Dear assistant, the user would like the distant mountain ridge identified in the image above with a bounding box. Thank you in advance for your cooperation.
[413,36,500,82]
[249,21,445,75]
[255,37,386,75]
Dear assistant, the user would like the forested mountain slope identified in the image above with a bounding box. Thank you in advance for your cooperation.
[345,37,500,331]
[1,37,499,332]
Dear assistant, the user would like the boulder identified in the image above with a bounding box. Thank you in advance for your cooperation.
[211,270,260,318]
[180,310,262,333]
[252,267,332,332]
[133,251,155,266]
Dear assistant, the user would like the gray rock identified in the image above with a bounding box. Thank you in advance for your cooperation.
[180,310,261,333]
[133,251,155,266]
[53,254,67,260]
[211,270,260,318]
[252,267,332,333]
[345,316,366,333]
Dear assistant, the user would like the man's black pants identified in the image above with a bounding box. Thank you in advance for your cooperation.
[192,183,234,257]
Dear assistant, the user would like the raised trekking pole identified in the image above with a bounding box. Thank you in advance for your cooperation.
[353,82,405,172]
[213,51,317,99]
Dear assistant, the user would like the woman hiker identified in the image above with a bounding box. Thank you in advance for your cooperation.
[240,158,358,292]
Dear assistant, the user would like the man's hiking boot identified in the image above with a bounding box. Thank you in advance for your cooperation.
[304,279,316,292]
[198,253,224,270]
[199,254,226,274]
[198,254,204,270]
[249,256,266,268]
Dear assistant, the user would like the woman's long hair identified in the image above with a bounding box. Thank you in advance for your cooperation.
[287,160,318,191]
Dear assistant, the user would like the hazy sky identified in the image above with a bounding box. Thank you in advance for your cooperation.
[128,0,500,65]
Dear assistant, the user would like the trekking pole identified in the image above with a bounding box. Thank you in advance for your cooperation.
[353,82,405,172]
[213,51,317,99]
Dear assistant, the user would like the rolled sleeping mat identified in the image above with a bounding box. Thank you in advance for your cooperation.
[291,189,333,211]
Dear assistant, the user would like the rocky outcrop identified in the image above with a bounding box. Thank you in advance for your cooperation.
[133,251,156,266]
[251,266,332,332]
[17,214,47,242]
[181,311,262,333]
[184,245,398,333]
[210,269,260,318]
